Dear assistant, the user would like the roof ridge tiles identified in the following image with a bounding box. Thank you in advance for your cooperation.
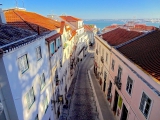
[115,30,154,49]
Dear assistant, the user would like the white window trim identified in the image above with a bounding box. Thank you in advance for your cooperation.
[117,65,123,81]
[139,91,153,119]
[111,59,115,71]
[40,73,45,90]
[126,76,134,96]
[18,54,29,74]
[35,46,42,61]
[26,87,35,110]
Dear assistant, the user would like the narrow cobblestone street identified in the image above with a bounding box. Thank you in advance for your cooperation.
[68,53,99,120]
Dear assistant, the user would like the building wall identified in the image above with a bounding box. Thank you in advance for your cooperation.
[110,48,160,120]
[2,35,53,120]
[94,35,160,120]
[94,35,111,96]
[0,57,18,120]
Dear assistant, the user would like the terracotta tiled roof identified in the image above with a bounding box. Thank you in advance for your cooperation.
[117,30,160,81]
[4,9,61,34]
[0,24,36,52]
[102,28,143,46]
[46,33,61,43]
[84,25,93,31]
[70,30,77,40]
[60,16,82,22]
[130,24,156,31]
[102,25,118,33]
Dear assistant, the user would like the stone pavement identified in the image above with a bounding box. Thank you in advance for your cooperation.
[88,66,116,120]
[67,53,99,120]
[59,51,115,120]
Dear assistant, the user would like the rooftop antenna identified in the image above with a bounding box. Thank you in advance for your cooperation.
[15,0,18,8]
[22,0,25,8]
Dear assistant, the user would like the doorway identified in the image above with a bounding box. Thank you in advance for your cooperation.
[120,104,128,120]
[113,90,119,114]
[103,80,106,92]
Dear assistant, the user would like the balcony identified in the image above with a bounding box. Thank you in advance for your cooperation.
[101,56,104,63]
[114,76,122,90]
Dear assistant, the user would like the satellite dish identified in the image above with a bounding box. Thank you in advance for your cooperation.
[0,102,3,114]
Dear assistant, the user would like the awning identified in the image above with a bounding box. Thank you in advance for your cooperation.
[46,33,61,43]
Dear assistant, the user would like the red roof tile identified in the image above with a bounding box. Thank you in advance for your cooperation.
[46,33,61,42]
[4,9,61,34]
[102,28,143,46]
[60,16,82,22]
[84,25,93,31]
[69,30,77,40]
[118,30,160,81]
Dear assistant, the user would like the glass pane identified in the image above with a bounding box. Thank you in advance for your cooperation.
[26,93,30,108]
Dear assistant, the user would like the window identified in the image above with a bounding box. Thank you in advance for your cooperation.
[36,46,42,60]
[139,92,151,118]
[43,96,48,113]
[104,71,107,81]
[60,60,62,67]
[101,66,103,75]
[126,76,133,95]
[50,42,55,54]
[117,67,122,81]
[40,73,45,90]
[35,114,39,120]
[106,53,108,62]
[26,87,35,109]
[18,54,29,73]
[111,59,115,71]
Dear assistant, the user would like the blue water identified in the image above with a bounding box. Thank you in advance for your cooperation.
[84,20,160,30]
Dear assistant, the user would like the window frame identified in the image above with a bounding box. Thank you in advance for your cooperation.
[117,66,122,82]
[26,87,35,110]
[50,41,55,55]
[106,52,108,63]
[111,59,115,71]
[139,92,152,119]
[36,46,42,61]
[18,54,29,74]
[43,96,48,113]
[126,76,133,95]
[40,73,46,90]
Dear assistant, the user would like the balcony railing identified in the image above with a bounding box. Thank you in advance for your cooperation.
[101,56,104,63]
[114,76,122,90]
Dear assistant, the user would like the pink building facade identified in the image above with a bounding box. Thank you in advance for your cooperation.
[94,29,160,120]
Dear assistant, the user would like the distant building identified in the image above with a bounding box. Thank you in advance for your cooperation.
[102,21,156,34]
[94,27,160,120]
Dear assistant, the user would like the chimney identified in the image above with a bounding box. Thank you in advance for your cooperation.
[0,8,6,24]
[37,26,40,35]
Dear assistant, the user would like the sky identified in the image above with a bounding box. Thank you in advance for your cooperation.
[1,0,160,19]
